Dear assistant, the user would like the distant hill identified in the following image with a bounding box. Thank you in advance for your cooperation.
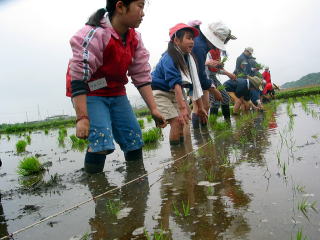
[281,72,320,89]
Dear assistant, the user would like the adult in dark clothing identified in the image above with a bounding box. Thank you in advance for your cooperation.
[234,47,254,76]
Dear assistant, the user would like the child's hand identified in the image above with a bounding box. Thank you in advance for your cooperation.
[197,108,208,124]
[151,109,167,128]
[76,118,90,139]
[205,59,221,68]
[178,106,191,125]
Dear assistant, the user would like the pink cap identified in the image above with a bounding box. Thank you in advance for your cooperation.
[188,20,202,27]
[169,23,199,39]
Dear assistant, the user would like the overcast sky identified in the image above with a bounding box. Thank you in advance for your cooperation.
[0,0,319,123]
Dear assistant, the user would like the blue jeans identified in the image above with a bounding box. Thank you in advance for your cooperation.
[87,95,143,153]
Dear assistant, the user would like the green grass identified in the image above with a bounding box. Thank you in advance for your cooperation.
[16,140,27,153]
[44,129,49,135]
[275,86,320,99]
[0,118,75,134]
[172,200,190,217]
[138,119,145,129]
[17,156,44,176]
[294,229,308,240]
[142,128,162,144]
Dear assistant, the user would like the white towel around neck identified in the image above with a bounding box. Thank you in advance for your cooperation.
[180,54,203,101]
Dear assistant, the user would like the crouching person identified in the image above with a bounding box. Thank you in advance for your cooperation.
[152,23,207,145]
[224,76,263,114]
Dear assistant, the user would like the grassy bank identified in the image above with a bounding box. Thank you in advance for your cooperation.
[0,118,76,134]
[276,85,320,99]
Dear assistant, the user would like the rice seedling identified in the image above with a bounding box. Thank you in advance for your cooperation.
[70,135,88,152]
[44,129,49,135]
[142,128,162,144]
[205,169,215,182]
[239,135,247,146]
[146,115,153,122]
[80,232,90,240]
[298,198,309,218]
[17,156,44,176]
[7,135,10,141]
[181,200,190,216]
[310,201,318,213]
[25,135,31,145]
[144,228,168,240]
[211,121,229,131]
[294,229,308,240]
[207,186,214,195]
[138,119,145,129]
[216,85,226,91]
[16,140,27,153]
[295,185,306,193]
[208,114,217,126]
[19,174,44,188]
[106,199,122,217]
[282,162,287,176]
[172,202,181,217]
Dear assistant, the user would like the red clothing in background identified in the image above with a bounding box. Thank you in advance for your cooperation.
[262,70,271,83]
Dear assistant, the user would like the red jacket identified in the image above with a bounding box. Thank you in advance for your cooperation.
[66,17,151,97]
[207,48,221,73]
[262,70,271,84]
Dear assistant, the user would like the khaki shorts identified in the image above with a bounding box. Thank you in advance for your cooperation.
[153,90,179,120]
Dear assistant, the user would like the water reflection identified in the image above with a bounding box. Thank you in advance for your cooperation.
[155,126,251,239]
[85,160,149,239]
[0,194,9,238]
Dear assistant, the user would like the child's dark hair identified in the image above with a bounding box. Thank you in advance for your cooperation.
[168,28,194,76]
[86,0,138,27]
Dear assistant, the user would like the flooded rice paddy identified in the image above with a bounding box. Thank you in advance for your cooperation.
[1,97,320,240]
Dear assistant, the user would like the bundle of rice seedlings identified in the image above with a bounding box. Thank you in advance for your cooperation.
[17,156,44,176]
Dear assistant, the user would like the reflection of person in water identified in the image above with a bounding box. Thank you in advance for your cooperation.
[86,159,149,239]
[0,198,9,239]
[157,129,251,239]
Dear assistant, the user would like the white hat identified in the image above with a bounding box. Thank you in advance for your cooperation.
[200,22,236,51]
[245,47,254,54]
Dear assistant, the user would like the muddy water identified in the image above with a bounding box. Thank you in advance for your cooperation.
[0,101,320,240]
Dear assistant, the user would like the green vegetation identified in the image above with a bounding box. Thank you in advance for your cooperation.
[25,135,31,145]
[142,128,162,144]
[172,201,190,217]
[17,156,44,176]
[144,228,168,240]
[276,86,320,99]
[146,115,153,122]
[16,140,27,153]
[80,232,90,240]
[106,199,122,217]
[282,72,320,89]
[70,135,88,152]
[58,127,68,145]
[134,107,150,117]
[44,129,49,135]
[138,119,145,129]
[0,117,75,134]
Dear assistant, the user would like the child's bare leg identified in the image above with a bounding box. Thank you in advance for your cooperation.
[168,117,183,145]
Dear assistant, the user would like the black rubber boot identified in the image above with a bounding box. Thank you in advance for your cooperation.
[124,148,143,161]
[210,107,219,116]
[84,152,106,174]
[191,113,200,129]
[221,105,231,120]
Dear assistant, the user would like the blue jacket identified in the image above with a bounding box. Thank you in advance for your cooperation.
[234,53,253,76]
[151,52,182,92]
[192,34,212,90]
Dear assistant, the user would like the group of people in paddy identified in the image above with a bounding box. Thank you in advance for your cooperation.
[66,0,277,174]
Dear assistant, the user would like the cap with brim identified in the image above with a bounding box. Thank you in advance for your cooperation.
[200,22,234,51]
[245,47,254,54]
[248,76,263,91]
[169,23,199,40]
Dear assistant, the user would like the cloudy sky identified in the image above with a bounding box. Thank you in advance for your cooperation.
[0,0,319,123]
